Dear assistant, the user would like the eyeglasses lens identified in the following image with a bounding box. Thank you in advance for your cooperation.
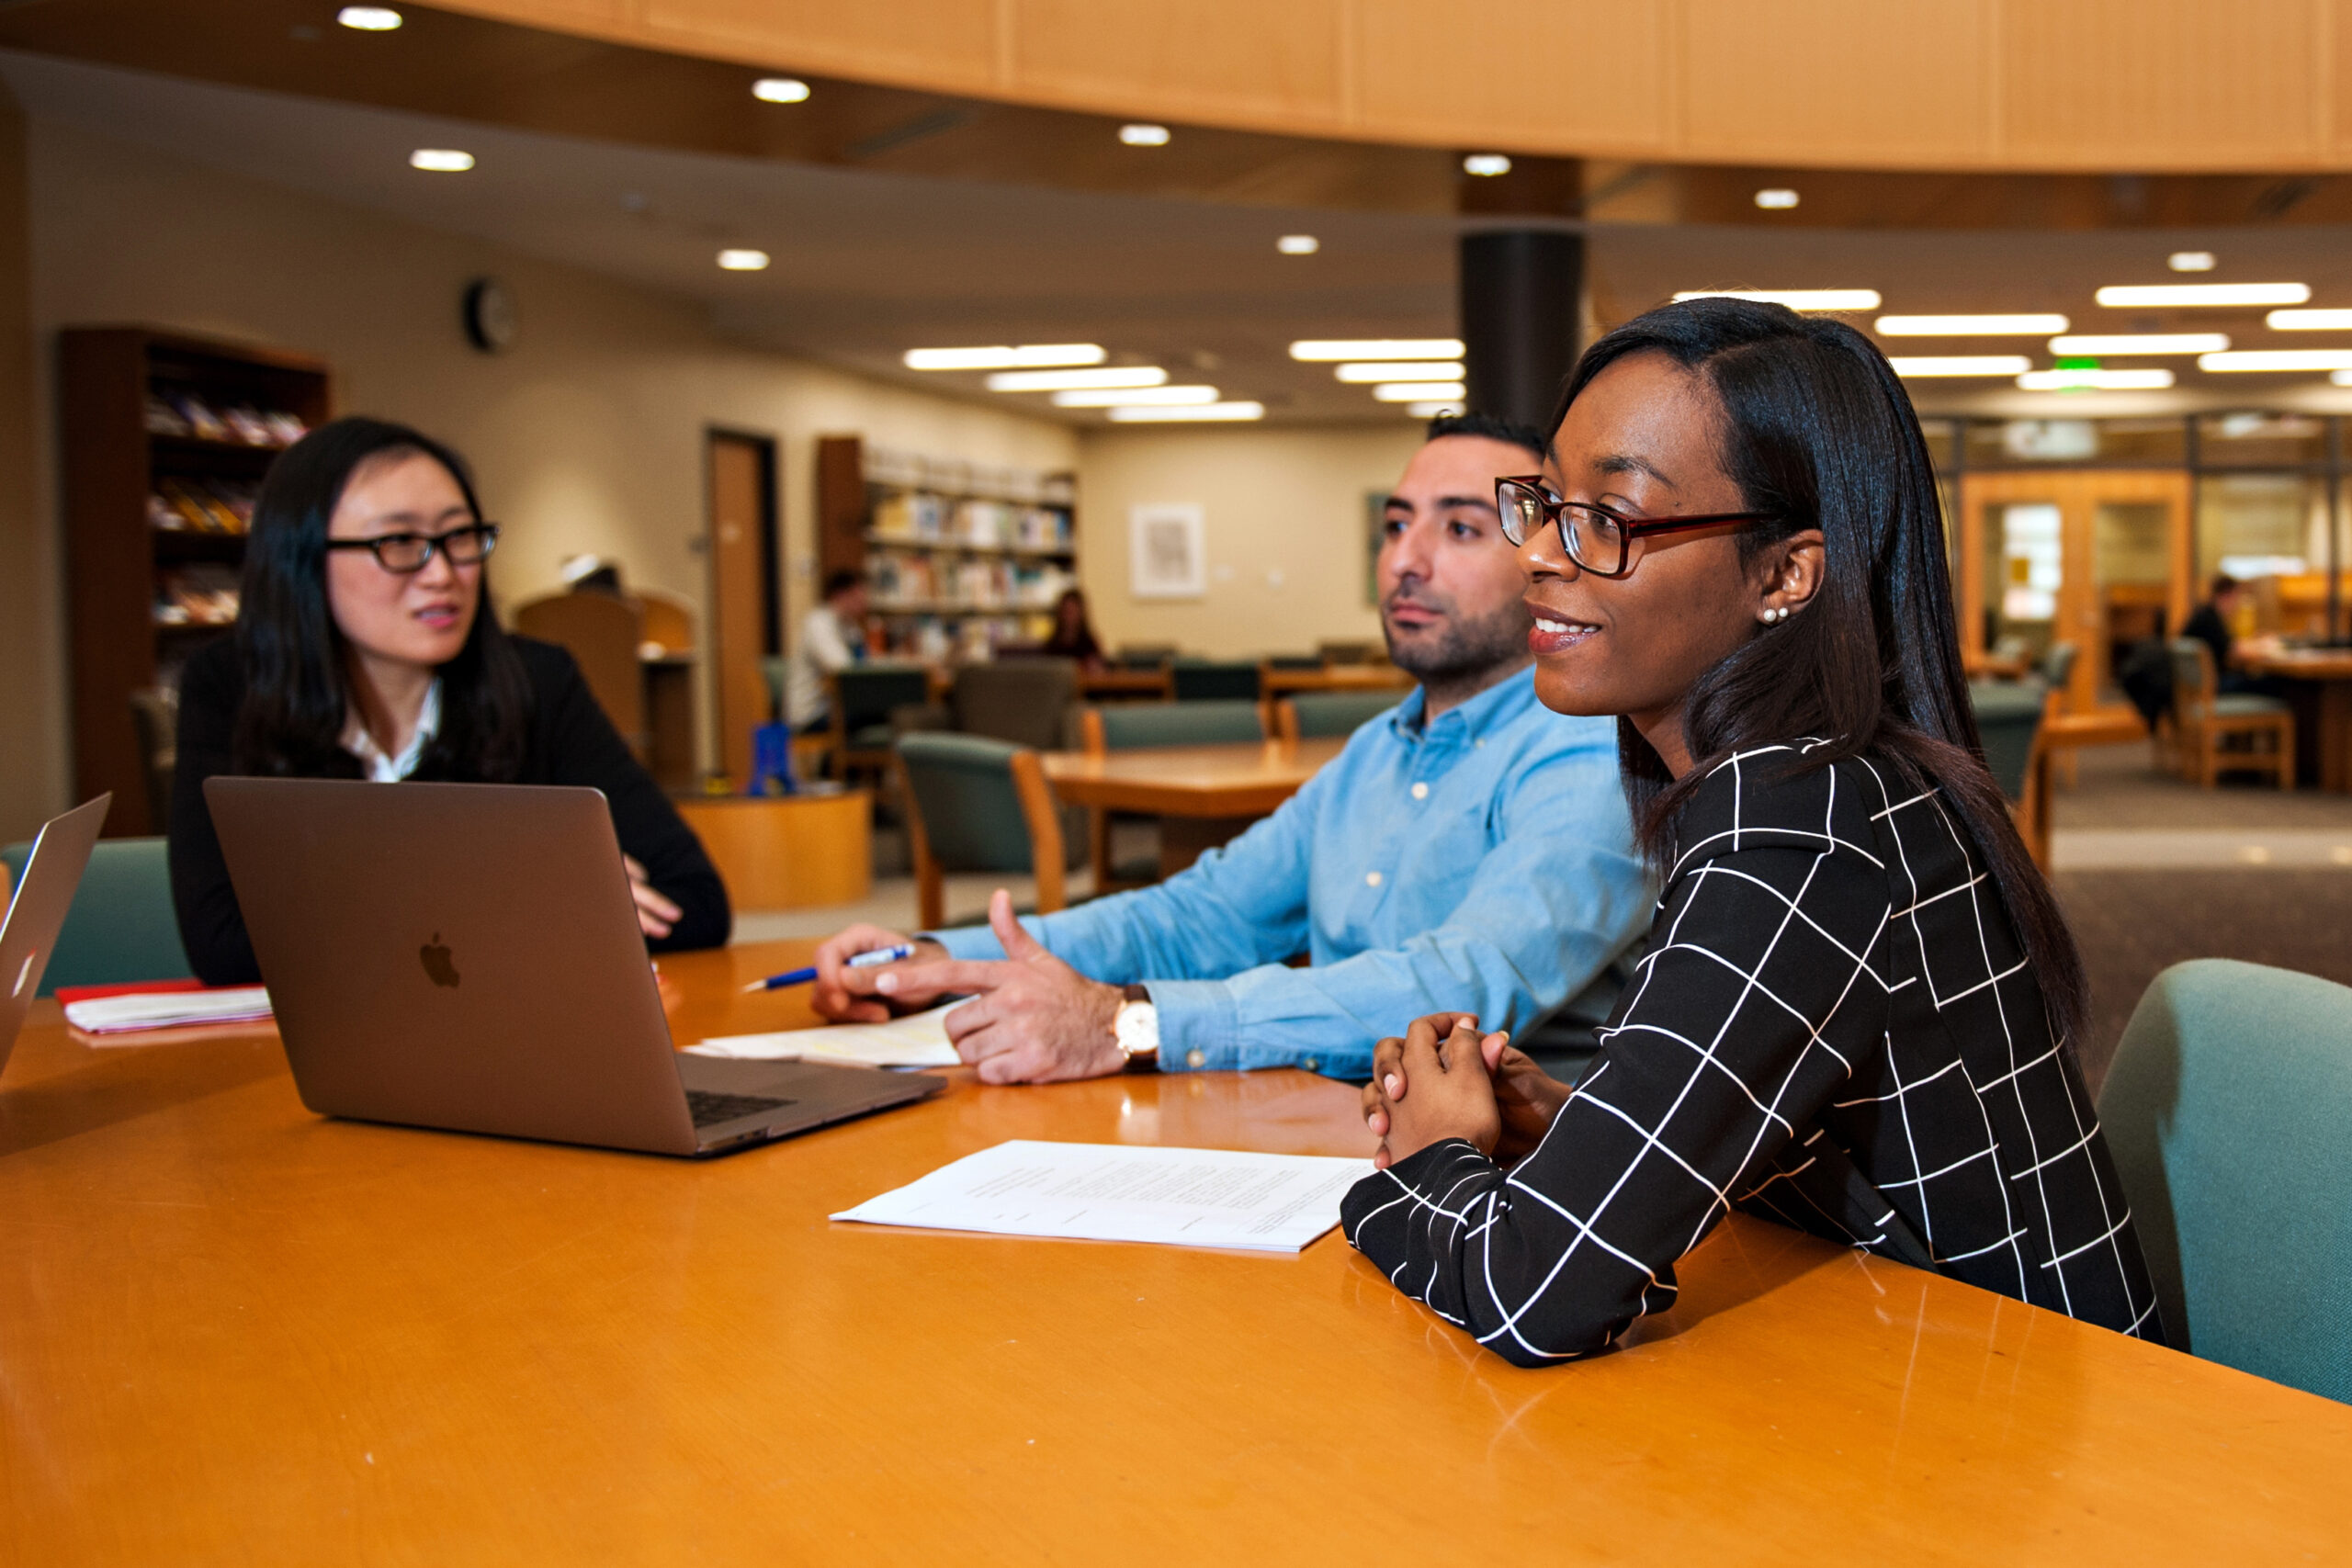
[375,525,495,572]
[1564,507,1626,576]
[1498,483,1543,547]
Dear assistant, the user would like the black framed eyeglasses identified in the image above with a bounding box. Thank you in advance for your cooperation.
[324,523,500,574]
[1496,477,1775,580]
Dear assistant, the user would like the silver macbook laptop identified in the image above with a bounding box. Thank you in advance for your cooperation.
[0,793,112,1077]
[204,777,941,1156]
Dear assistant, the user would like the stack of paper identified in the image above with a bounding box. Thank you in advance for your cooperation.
[62,987,273,1033]
[686,1000,967,1069]
[832,1140,1374,1253]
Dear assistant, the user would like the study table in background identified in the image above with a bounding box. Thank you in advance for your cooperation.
[2239,645,2352,791]
[4,940,2349,1563]
[1041,737,1346,876]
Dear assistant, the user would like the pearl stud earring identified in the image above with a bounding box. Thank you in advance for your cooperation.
[1759,605,1789,624]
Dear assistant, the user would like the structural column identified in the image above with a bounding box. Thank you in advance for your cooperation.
[1458,231,1583,434]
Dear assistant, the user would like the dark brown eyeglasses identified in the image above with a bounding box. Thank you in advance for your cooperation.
[1496,477,1775,579]
[323,523,500,574]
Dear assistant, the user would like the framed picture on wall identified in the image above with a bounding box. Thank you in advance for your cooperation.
[1129,502,1205,599]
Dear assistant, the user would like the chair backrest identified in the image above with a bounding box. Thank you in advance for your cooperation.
[514,591,646,750]
[1264,654,1323,671]
[833,666,934,733]
[2098,959,2352,1402]
[2167,638,2217,723]
[127,686,180,835]
[1317,640,1378,665]
[1170,660,1261,702]
[1966,680,2046,800]
[1284,690,1401,740]
[2040,640,2078,702]
[952,659,1076,750]
[1114,645,1177,670]
[895,733,1046,875]
[0,836,195,996]
[1091,700,1264,751]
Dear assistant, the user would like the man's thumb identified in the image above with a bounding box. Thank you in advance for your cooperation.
[989,888,1043,959]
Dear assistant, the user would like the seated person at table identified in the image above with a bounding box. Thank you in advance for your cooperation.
[809,413,1653,1083]
[1040,586,1105,671]
[1347,299,2164,1364]
[786,569,871,731]
[170,416,729,985]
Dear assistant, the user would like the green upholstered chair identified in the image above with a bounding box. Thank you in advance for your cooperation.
[1169,660,1261,702]
[1088,699,1265,751]
[894,732,1069,931]
[949,659,1077,750]
[828,665,934,784]
[0,835,194,996]
[1968,679,2051,865]
[2166,638,2292,788]
[1278,690,1401,741]
[2098,960,2352,1403]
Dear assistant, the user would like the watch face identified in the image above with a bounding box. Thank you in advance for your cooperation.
[463,277,517,353]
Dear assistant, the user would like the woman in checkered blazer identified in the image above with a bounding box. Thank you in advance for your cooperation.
[1345,298,2163,1366]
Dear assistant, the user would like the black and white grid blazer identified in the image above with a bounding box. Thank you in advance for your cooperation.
[1341,741,2164,1367]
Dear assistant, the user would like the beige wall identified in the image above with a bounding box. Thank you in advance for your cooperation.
[6,119,1079,838]
[1073,424,1420,660]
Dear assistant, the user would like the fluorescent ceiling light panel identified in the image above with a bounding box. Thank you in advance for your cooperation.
[2167,252,2218,272]
[2096,283,2310,308]
[1276,235,1319,254]
[1674,289,1882,311]
[717,249,770,271]
[2047,333,2228,355]
[1106,401,1265,422]
[1119,123,1171,146]
[2016,367,2175,390]
[2265,310,2352,331]
[1888,356,2033,378]
[903,344,1107,371]
[409,149,474,172]
[2199,349,2352,371]
[1463,153,1512,176]
[1875,314,2068,336]
[1373,381,1468,401]
[2332,370,2352,386]
[1289,338,1464,361]
[1335,361,1465,382]
[1051,386,1219,407]
[1753,188,1800,209]
[1406,400,1465,418]
[752,78,810,103]
[985,367,1166,392]
[337,6,401,29]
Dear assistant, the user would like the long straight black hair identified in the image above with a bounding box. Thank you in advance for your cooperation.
[1555,297,2088,1050]
[232,416,533,782]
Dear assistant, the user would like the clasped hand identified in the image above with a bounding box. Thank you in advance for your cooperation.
[1363,1013,1576,1170]
[811,889,1127,1084]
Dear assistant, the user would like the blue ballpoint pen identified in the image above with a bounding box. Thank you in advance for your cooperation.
[741,943,918,993]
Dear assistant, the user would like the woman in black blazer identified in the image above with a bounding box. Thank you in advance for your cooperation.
[1347,299,2162,1364]
[169,416,728,986]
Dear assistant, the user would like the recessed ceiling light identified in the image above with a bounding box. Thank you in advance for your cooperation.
[2048,333,2228,355]
[1052,386,1220,407]
[337,6,401,29]
[717,249,770,271]
[1406,400,1465,418]
[1886,356,2034,378]
[1372,381,1467,402]
[1289,338,1464,361]
[989,367,1168,392]
[1875,314,2069,336]
[903,344,1107,371]
[2331,370,2352,385]
[2096,283,2309,308]
[2168,252,2218,272]
[752,77,810,103]
[1119,123,1171,146]
[408,149,473,172]
[1675,289,1882,311]
[1753,188,1800,209]
[2199,349,2352,371]
[1463,153,1512,177]
[1334,361,1465,382]
[1276,235,1319,255]
[2265,309,2352,331]
[2016,367,2175,390]
[1106,401,1264,422]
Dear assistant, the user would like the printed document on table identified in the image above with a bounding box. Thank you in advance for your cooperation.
[686,1000,967,1068]
[831,1139,1374,1253]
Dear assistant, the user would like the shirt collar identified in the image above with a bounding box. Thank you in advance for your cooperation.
[1385,663,1539,747]
[343,679,442,783]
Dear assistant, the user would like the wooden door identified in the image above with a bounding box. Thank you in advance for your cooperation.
[1958,469,2191,713]
[707,432,777,789]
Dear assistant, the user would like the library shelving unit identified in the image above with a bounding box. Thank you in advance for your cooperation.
[815,434,1078,662]
[61,327,331,833]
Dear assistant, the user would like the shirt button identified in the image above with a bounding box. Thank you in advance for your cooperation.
[1365,871,1383,887]
[1303,1057,1319,1073]
[1184,1049,1206,1069]
[1410,782,1429,800]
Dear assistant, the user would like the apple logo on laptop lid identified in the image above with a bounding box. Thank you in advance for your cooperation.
[419,933,460,988]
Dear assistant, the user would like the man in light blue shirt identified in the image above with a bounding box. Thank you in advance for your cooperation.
[811,415,1650,1083]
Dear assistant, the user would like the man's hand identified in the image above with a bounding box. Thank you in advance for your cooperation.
[811,924,947,1022]
[860,890,1127,1085]
[1362,1013,1572,1169]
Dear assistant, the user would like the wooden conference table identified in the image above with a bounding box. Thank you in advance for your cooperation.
[2240,645,2352,791]
[1041,736,1347,875]
[5,941,2350,1562]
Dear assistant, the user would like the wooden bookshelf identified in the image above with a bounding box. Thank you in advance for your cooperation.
[812,434,1078,663]
[61,327,331,833]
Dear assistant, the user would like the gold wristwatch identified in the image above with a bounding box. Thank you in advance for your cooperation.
[1113,983,1159,1071]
